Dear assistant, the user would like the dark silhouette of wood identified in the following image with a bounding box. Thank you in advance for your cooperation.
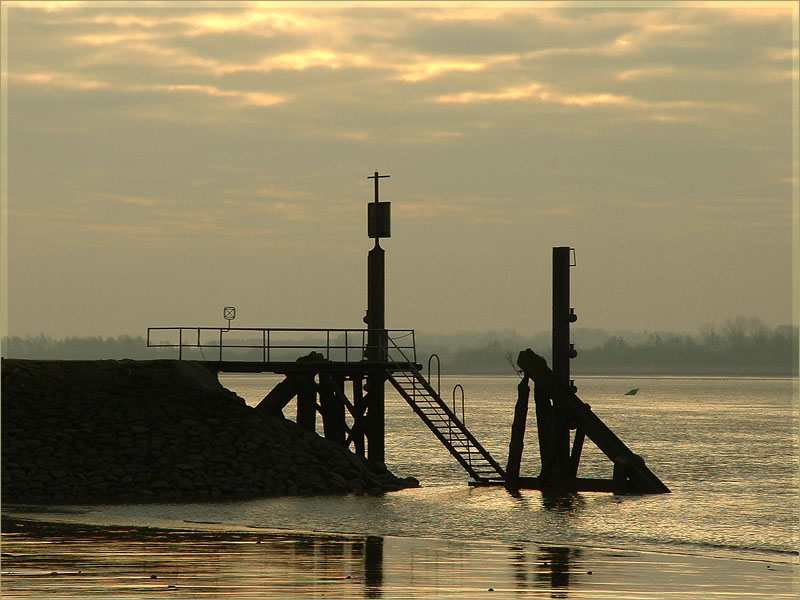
[295,374,318,433]
[517,348,670,494]
[552,246,580,475]
[319,374,345,444]
[533,381,555,472]
[254,376,298,416]
[364,372,385,465]
[568,429,585,477]
[505,375,530,484]
[351,376,366,456]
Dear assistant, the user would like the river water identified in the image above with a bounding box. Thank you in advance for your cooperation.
[35,374,797,564]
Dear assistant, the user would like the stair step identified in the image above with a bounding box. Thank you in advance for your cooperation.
[389,366,505,482]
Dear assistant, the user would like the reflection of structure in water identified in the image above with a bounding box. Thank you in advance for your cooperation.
[510,543,584,599]
[0,518,385,599]
[540,491,586,513]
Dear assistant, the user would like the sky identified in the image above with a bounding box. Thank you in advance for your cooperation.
[1,1,798,341]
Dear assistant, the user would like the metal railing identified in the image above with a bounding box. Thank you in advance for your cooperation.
[146,327,416,363]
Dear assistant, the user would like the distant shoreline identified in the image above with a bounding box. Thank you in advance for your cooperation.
[436,368,798,378]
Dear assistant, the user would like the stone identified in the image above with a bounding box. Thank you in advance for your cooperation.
[1,358,419,504]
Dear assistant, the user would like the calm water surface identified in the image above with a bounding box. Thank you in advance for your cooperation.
[32,375,797,563]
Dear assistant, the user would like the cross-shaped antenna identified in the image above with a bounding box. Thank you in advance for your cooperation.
[367,171,390,203]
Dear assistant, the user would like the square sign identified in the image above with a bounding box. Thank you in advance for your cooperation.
[223,306,236,320]
[368,201,391,238]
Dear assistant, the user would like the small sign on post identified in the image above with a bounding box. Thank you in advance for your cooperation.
[223,306,236,330]
[367,171,391,239]
[368,202,391,238]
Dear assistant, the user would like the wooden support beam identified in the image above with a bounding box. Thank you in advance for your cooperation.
[319,374,346,444]
[364,372,385,465]
[517,349,670,494]
[539,406,571,482]
[533,381,555,473]
[294,373,318,433]
[505,375,530,485]
[345,386,382,456]
[568,429,586,477]
[351,376,366,456]
[254,376,297,416]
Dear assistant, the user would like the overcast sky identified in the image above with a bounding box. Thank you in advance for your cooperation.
[2,1,797,340]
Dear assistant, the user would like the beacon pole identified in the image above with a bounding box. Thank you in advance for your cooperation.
[365,171,390,466]
[552,246,580,477]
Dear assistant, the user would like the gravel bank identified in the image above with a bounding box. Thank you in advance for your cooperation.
[1,359,417,504]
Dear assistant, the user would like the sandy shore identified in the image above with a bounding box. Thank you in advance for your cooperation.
[1,515,797,600]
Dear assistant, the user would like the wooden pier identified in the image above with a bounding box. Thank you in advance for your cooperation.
[147,176,668,494]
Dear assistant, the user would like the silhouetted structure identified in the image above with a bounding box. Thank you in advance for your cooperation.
[503,249,669,494]
[147,174,505,483]
[147,180,666,493]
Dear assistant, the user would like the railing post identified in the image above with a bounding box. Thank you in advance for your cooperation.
[267,329,271,362]
[219,328,223,361]
[178,328,182,360]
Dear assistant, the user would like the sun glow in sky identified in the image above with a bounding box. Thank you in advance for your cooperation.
[1,1,797,339]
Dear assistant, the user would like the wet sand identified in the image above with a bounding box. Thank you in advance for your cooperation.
[1,516,797,599]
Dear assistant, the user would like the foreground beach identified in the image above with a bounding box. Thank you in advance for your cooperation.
[2,514,796,600]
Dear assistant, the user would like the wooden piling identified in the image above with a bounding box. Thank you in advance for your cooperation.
[351,376,366,456]
[505,375,531,484]
[295,374,318,433]
[320,374,346,444]
[517,348,670,494]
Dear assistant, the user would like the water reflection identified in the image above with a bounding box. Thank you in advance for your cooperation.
[540,491,586,513]
[1,518,385,599]
[510,543,583,598]
[3,516,796,599]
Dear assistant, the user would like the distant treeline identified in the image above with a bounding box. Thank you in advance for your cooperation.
[1,335,172,361]
[2,317,797,376]
[573,318,797,376]
[420,317,798,376]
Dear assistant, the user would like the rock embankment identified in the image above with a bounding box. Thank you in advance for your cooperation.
[1,359,417,504]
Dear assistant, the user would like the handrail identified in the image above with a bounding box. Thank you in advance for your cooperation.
[146,327,416,363]
[427,354,441,396]
[452,384,467,460]
[453,384,465,427]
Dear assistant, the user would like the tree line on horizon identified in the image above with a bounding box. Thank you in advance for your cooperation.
[1,317,797,376]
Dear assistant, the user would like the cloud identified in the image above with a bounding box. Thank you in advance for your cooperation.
[118,196,171,208]
[153,83,286,107]
[432,81,677,111]
[12,71,109,91]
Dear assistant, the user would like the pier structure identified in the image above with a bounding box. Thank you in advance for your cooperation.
[148,176,667,494]
[503,248,669,495]
[148,173,506,483]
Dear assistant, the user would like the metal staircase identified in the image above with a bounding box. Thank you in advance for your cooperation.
[385,337,506,483]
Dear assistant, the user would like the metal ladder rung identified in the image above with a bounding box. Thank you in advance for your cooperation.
[386,366,505,483]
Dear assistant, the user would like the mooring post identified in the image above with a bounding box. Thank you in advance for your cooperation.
[364,171,390,465]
